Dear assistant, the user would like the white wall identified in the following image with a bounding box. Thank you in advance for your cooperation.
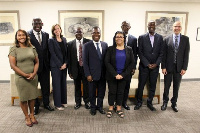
[0,1,200,80]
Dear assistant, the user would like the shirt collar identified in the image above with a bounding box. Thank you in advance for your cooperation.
[93,40,100,44]
[148,32,156,37]
[76,38,83,44]
[33,30,41,34]
[173,33,181,38]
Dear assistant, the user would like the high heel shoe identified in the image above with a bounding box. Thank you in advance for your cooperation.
[25,116,33,127]
[29,114,38,124]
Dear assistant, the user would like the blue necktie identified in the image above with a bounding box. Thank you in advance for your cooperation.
[96,43,102,60]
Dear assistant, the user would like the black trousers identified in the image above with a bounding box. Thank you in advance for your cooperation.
[137,66,159,104]
[163,64,182,105]
[73,65,89,104]
[108,79,126,106]
[88,78,106,111]
[35,67,50,108]
[122,77,132,105]
[51,67,67,107]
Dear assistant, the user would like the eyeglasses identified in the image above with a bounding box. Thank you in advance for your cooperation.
[174,26,181,28]
[116,36,124,38]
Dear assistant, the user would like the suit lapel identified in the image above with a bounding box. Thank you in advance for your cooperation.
[54,38,61,51]
[145,33,152,48]
[72,39,77,57]
[177,34,183,52]
[41,31,46,48]
[169,35,174,50]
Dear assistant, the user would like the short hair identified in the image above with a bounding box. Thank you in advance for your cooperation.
[15,29,32,48]
[51,24,63,38]
[113,31,126,47]
[92,26,101,32]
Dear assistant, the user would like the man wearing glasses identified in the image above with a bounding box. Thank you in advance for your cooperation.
[161,21,190,112]
[83,26,108,116]
[67,27,91,110]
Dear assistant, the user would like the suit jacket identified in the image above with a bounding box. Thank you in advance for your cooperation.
[67,38,91,79]
[27,30,50,73]
[105,46,134,81]
[161,34,190,73]
[48,37,68,69]
[113,34,138,69]
[83,40,108,80]
[138,33,163,68]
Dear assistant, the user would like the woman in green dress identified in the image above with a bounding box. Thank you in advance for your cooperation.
[8,29,39,127]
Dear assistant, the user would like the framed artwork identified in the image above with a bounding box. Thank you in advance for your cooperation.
[59,10,104,41]
[196,28,200,41]
[145,11,188,38]
[0,10,20,46]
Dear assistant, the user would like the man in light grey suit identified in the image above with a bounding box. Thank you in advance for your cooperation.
[161,21,190,112]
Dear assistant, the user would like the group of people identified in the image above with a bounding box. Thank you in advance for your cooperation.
[8,17,190,126]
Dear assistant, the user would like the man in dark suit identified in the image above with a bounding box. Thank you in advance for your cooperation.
[161,21,190,112]
[68,27,91,110]
[28,18,54,115]
[134,20,163,111]
[120,21,138,110]
[83,26,108,116]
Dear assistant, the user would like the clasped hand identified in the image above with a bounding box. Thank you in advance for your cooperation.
[26,73,35,80]
[115,74,123,80]
[148,64,157,69]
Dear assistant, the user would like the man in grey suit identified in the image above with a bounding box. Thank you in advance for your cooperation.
[83,26,108,116]
[134,20,163,111]
[68,27,91,110]
[161,21,190,112]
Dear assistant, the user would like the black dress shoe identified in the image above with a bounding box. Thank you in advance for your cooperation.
[134,103,142,110]
[34,107,39,115]
[147,104,156,111]
[85,103,91,109]
[44,105,54,111]
[90,110,96,116]
[171,105,178,112]
[122,103,130,110]
[74,104,82,110]
[97,108,106,114]
[161,103,167,111]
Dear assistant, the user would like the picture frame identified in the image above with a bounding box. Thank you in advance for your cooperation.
[58,10,104,41]
[196,27,200,41]
[0,10,20,46]
[145,11,188,38]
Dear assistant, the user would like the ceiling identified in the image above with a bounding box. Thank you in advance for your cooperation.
[0,0,200,3]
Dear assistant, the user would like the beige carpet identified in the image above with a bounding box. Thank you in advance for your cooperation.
[0,81,199,133]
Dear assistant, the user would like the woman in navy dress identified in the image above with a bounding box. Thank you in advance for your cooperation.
[48,24,68,110]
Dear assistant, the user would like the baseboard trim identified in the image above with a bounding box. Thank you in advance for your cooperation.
[160,78,200,82]
[1,78,200,83]
[0,80,10,83]
[0,80,74,83]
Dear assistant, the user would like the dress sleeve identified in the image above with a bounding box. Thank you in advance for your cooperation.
[33,47,38,57]
[8,46,16,58]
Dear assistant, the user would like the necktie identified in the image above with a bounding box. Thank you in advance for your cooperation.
[78,41,83,66]
[37,32,41,45]
[125,36,128,46]
[174,36,179,63]
[96,43,102,60]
